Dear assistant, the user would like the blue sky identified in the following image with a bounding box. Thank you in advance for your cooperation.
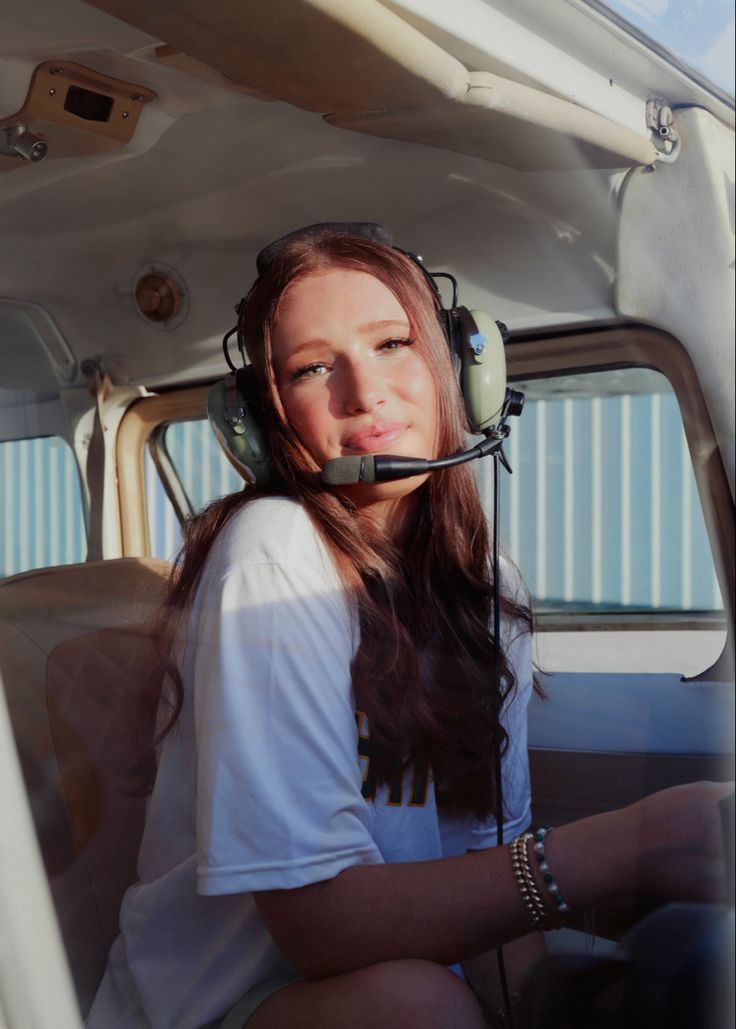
[601,0,734,95]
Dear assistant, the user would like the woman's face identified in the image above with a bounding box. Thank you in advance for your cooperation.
[271,266,439,521]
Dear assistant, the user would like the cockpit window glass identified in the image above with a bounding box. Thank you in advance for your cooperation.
[503,366,724,615]
[0,435,86,578]
[585,0,734,97]
[146,420,243,560]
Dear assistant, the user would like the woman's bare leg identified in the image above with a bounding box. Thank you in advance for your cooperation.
[246,959,486,1029]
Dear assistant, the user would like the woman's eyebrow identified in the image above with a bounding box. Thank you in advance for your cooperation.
[292,320,409,346]
[359,319,410,332]
[278,321,411,363]
[276,339,330,364]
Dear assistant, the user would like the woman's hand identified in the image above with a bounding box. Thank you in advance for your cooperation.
[624,781,733,903]
[542,781,733,915]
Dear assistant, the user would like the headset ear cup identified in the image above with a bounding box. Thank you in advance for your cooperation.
[235,366,267,429]
[457,308,507,432]
[206,368,273,486]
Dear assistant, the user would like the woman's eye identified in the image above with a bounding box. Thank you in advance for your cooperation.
[380,337,415,352]
[293,362,328,381]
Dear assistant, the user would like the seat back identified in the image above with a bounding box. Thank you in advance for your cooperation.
[0,558,170,1016]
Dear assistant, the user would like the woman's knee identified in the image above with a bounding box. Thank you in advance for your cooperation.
[249,959,485,1029]
[379,959,485,1028]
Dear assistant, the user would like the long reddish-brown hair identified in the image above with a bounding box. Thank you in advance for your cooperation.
[153,229,534,817]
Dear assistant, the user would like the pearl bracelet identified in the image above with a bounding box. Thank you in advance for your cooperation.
[532,826,571,918]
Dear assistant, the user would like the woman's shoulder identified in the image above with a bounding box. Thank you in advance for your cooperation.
[206,494,337,585]
[223,493,310,538]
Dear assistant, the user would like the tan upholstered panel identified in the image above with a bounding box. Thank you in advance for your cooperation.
[327,71,658,171]
[0,559,170,1015]
[83,0,656,170]
[83,0,469,114]
[0,558,170,644]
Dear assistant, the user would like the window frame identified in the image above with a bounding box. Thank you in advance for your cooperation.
[116,385,209,557]
[116,326,734,638]
[505,325,734,637]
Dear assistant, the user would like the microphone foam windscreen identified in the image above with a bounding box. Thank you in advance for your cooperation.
[321,455,377,485]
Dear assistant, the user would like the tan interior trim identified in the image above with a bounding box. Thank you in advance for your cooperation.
[153,47,277,100]
[84,0,656,170]
[83,0,468,115]
[116,386,209,557]
[327,71,657,171]
[507,325,735,635]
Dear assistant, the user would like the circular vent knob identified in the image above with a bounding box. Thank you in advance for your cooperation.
[132,263,188,329]
[135,272,181,323]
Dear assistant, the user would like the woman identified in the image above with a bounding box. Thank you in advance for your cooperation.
[88,223,729,1029]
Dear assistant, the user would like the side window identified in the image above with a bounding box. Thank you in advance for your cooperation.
[146,419,243,560]
[0,435,87,578]
[502,367,723,615]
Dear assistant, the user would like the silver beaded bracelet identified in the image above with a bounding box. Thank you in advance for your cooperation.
[532,826,571,918]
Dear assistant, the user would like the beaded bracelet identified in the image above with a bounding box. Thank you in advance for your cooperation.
[510,832,549,929]
[532,826,571,919]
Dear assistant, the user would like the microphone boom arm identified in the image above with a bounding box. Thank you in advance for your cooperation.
[374,428,508,481]
[320,388,524,486]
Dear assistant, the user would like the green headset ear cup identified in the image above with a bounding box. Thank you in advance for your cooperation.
[460,309,507,432]
[206,368,273,486]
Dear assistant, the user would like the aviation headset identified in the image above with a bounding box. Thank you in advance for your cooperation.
[208,221,518,486]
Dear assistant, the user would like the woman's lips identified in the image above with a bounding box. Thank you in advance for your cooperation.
[343,422,407,453]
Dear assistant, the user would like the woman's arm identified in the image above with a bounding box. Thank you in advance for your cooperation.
[254,781,730,980]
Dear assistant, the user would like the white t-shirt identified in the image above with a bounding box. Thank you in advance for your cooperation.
[87,497,533,1029]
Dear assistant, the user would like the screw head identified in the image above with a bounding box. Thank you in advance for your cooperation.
[49,88,56,96]
[469,333,487,355]
[131,93,144,101]
[122,111,129,119]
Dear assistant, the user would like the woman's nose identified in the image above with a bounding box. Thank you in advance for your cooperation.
[342,359,383,414]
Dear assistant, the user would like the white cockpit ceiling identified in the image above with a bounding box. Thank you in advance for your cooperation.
[0,0,725,390]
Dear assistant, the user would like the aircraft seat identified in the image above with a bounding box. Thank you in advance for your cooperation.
[0,557,171,1015]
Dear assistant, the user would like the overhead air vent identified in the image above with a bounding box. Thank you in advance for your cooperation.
[0,61,156,172]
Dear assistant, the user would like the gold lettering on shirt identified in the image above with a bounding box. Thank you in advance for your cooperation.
[354,710,429,807]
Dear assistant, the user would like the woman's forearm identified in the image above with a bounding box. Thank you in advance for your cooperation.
[257,845,542,978]
[254,782,730,980]
[255,806,630,978]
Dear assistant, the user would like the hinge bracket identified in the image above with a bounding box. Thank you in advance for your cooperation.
[646,98,680,161]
